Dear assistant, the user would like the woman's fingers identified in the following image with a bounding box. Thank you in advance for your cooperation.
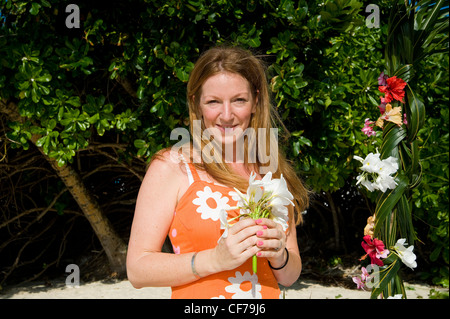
[255,218,284,240]
[215,219,263,271]
[215,217,288,270]
[228,219,260,245]
[254,218,286,257]
[227,218,256,236]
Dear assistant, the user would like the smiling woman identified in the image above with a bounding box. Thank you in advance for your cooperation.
[126,46,310,299]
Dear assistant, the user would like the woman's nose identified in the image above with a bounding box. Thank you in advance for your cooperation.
[221,101,234,121]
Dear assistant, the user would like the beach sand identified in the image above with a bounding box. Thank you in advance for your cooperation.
[0,277,442,299]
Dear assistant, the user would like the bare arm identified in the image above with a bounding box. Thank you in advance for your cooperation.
[126,153,263,288]
[126,154,202,288]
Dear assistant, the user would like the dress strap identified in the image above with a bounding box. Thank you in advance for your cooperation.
[187,163,201,183]
[179,154,201,185]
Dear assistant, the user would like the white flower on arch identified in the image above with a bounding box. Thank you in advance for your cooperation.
[393,238,417,270]
[354,152,399,193]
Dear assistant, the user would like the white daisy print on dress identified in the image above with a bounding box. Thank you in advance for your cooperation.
[225,271,262,299]
[192,186,231,221]
[228,190,240,202]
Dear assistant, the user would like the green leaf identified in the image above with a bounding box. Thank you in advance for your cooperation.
[39,84,50,95]
[381,123,406,159]
[47,119,57,130]
[406,88,425,143]
[134,139,147,149]
[41,0,51,8]
[88,113,100,124]
[175,68,189,82]
[370,257,401,299]
[29,2,41,15]
[36,73,52,82]
[36,135,47,147]
[247,37,261,48]
[298,136,312,147]
[396,194,416,245]
[136,85,145,100]
[430,246,442,262]
[374,174,409,235]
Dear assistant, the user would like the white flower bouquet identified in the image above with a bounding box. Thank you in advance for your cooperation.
[219,172,294,273]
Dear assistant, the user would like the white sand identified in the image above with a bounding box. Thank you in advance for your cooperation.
[1,277,442,299]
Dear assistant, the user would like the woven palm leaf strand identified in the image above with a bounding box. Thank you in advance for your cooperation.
[371,0,449,299]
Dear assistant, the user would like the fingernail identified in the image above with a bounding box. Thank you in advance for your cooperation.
[256,219,262,224]
[257,241,263,246]
[257,231,263,236]
[263,225,268,229]
[256,252,262,257]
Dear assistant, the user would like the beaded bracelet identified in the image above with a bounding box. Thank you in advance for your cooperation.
[268,248,289,270]
[191,252,201,277]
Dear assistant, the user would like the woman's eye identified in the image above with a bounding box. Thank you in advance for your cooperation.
[234,98,247,103]
[206,100,219,104]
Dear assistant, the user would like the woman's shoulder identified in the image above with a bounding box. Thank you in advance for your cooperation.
[151,144,203,165]
[147,148,184,175]
[144,147,198,203]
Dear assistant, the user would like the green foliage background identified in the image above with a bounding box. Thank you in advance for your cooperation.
[0,0,448,287]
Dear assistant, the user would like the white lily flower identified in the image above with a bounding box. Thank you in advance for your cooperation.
[387,294,403,299]
[394,238,417,270]
[264,174,294,206]
[354,153,399,193]
[272,214,289,231]
[356,174,377,192]
[358,152,382,174]
[218,209,229,243]
[374,174,397,192]
[230,172,293,230]
[247,172,264,203]
[378,156,399,176]
[256,173,293,230]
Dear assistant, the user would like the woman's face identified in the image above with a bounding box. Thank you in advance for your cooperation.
[199,71,256,145]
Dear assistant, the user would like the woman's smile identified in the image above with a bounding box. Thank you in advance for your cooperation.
[215,124,239,133]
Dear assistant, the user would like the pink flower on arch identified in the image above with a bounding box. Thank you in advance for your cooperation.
[362,118,376,137]
[360,266,370,281]
[378,72,388,86]
[352,266,372,290]
[378,97,387,114]
[352,275,366,290]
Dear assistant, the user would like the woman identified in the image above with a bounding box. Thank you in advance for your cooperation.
[126,46,309,299]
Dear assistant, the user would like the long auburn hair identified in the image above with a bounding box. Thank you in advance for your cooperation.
[182,46,310,227]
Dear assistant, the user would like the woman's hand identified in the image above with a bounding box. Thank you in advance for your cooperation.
[208,216,300,286]
[212,218,263,272]
[253,218,287,267]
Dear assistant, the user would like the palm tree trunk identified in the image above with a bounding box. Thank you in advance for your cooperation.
[44,156,127,275]
[1,99,127,275]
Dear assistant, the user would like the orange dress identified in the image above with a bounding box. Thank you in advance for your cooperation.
[168,159,281,299]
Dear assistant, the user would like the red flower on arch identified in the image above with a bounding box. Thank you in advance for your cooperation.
[378,76,407,103]
[360,235,389,266]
